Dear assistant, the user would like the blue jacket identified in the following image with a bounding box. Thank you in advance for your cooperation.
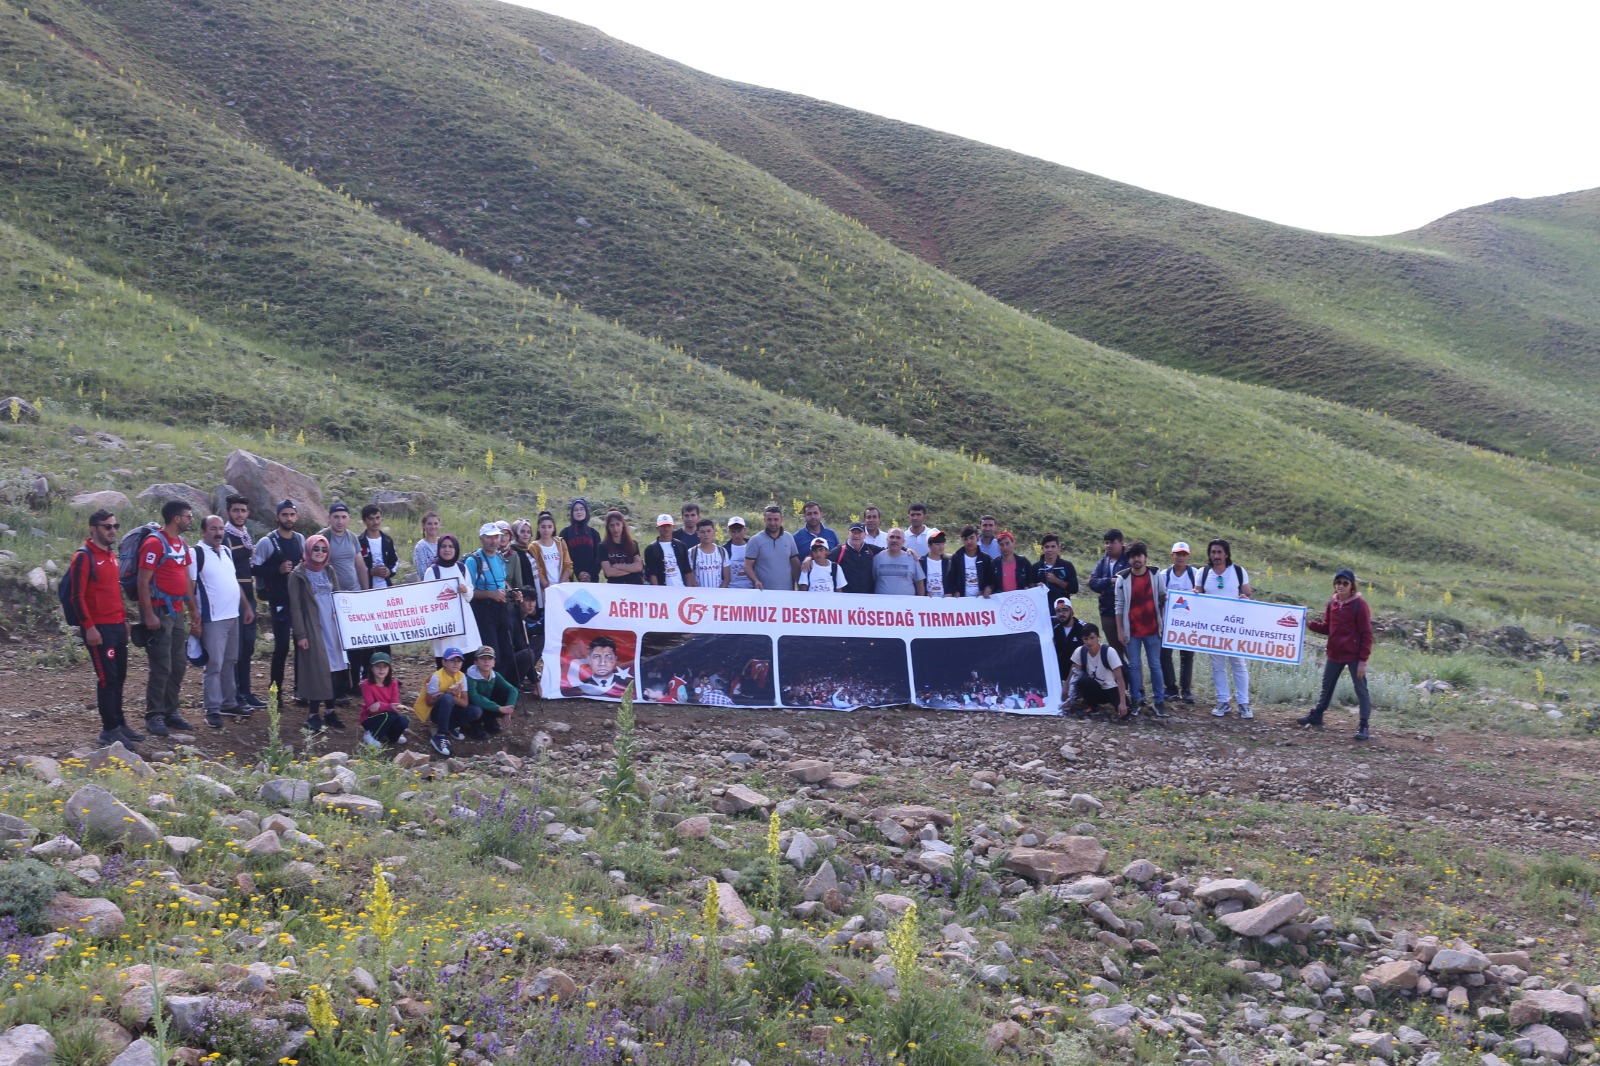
[1088,552,1130,615]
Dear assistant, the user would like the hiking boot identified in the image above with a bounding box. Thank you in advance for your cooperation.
[242,693,269,710]
[1296,714,1324,729]
[303,714,325,736]
[1238,705,1253,720]
[205,713,224,730]
[1153,703,1170,719]
[1211,703,1230,718]
[1354,726,1371,741]
[144,715,170,737]
[165,712,195,731]
[430,734,452,757]
[96,729,122,747]
[323,710,348,732]
[115,723,146,743]
[1181,692,1195,705]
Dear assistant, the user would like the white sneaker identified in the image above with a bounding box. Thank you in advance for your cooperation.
[361,731,382,748]
[1238,705,1254,720]
[1211,703,1230,717]
[395,733,408,746]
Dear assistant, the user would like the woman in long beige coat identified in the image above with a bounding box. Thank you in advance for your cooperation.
[287,534,347,735]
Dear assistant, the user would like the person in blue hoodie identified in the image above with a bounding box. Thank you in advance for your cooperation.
[559,498,600,583]
[1087,529,1131,657]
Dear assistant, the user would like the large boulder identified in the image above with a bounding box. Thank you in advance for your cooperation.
[0,1024,55,1066]
[70,490,132,512]
[1003,839,1108,884]
[0,813,38,850]
[44,894,126,937]
[223,450,328,529]
[135,484,210,516]
[66,785,160,845]
[3,397,41,423]
[367,490,431,519]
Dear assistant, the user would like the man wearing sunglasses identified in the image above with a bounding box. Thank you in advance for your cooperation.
[69,510,143,745]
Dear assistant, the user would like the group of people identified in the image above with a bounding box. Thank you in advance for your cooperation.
[64,493,1377,751]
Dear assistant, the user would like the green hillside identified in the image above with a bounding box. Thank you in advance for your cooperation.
[507,10,1600,472]
[2,0,1600,621]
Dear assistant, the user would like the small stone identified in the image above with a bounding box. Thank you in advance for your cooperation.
[673,816,711,839]
[163,836,202,857]
[1121,859,1160,883]
[394,750,431,769]
[1090,1004,1139,1030]
[44,894,125,937]
[1510,989,1591,1031]
[258,779,311,806]
[28,835,82,860]
[1219,892,1305,938]
[785,832,819,870]
[0,1024,56,1066]
[1068,793,1103,814]
[715,882,755,929]
[242,831,283,855]
[1363,959,1424,991]
[801,862,838,903]
[523,967,578,1002]
[108,1040,158,1066]
[1347,1030,1396,1061]
[710,784,771,815]
[984,1020,1022,1053]
[312,794,384,821]
[784,759,833,784]
[1194,878,1265,905]
[1520,1023,1570,1063]
[1003,839,1108,884]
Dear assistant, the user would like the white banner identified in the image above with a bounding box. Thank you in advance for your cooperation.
[1162,590,1306,665]
[334,578,469,650]
[542,584,1060,713]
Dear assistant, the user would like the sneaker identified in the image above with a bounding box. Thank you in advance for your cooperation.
[430,734,452,756]
[332,695,353,708]
[395,733,408,746]
[218,705,252,718]
[303,714,325,736]
[1354,726,1371,741]
[242,693,269,709]
[115,724,146,743]
[205,713,224,730]
[323,710,348,731]
[1238,705,1253,720]
[1153,703,1170,719]
[1181,693,1195,705]
[450,727,466,742]
[1296,715,1324,730]
[1211,704,1230,718]
[96,729,121,746]
[361,731,383,749]
[144,715,170,737]
[165,712,195,731]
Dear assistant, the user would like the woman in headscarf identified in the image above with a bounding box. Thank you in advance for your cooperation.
[287,534,348,736]
[420,534,481,667]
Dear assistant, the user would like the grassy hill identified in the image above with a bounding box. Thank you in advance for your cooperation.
[3,0,1600,622]
[506,11,1600,472]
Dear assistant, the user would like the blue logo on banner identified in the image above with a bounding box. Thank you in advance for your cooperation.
[565,590,601,625]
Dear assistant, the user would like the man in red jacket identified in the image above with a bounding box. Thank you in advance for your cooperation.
[1298,568,1374,739]
[69,510,143,746]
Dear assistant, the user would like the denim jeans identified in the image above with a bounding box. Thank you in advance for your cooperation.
[1125,633,1166,707]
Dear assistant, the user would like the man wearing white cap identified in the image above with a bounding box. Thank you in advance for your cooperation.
[466,522,517,677]
[644,515,697,587]
[1160,542,1201,705]
[724,517,754,590]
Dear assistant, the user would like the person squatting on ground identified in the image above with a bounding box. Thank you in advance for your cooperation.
[465,645,518,740]
[359,652,410,748]
[415,647,477,756]
[1299,569,1375,739]
[1066,623,1128,719]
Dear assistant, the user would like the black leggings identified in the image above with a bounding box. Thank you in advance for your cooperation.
[270,604,293,691]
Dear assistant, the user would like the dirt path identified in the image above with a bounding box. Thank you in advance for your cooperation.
[5,652,1598,854]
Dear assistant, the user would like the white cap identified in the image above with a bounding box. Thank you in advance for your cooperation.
[726,515,746,527]
[1171,541,1191,554]
[478,522,501,537]
[655,514,674,526]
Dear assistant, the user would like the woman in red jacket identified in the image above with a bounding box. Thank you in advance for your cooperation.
[1298,568,1375,739]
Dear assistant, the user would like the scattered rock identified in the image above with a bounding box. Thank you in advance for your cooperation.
[1430,947,1491,974]
[714,881,755,929]
[136,484,210,516]
[1195,878,1266,906]
[1004,839,1108,884]
[44,894,125,937]
[784,759,833,784]
[242,831,284,855]
[107,1039,157,1066]
[66,785,160,844]
[313,794,384,821]
[711,784,771,815]
[0,813,39,847]
[523,968,578,1002]
[84,742,154,777]
[1362,959,1423,991]
[0,1024,55,1066]
[70,490,132,511]
[1510,989,1591,1031]
[28,835,82,860]
[258,779,311,806]
[1219,892,1306,938]
[673,816,711,839]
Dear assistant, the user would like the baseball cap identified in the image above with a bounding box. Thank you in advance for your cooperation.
[329,501,349,514]
[655,514,674,527]
[442,647,465,661]
[478,522,500,537]
[1171,541,1191,554]
[495,520,511,533]
[726,516,746,527]
[927,530,946,543]
[810,538,831,552]
[369,652,391,666]
[185,635,208,667]
[275,499,296,513]
[475,645,497,658]
[848,522,866,532]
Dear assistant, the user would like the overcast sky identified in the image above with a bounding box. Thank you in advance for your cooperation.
[512,0,1598,236]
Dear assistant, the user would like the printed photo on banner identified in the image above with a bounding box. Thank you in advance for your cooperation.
[638,632,774,707]
[778,636,910,710]
[559,628,637,698]
[911,633,1051,712]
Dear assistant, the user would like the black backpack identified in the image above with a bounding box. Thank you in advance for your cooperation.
[56,548,90,628]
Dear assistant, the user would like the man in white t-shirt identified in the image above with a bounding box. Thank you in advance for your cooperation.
[691,518,731,589]
[903,502,938,561]
[1160,541,1201,705]
[1200,538,1254,720]
[1067,623,1127,719]
[798,538,847,593]
[921,531,948,597]
[194,515,255,729]
[644,515,696,588]
[861,506,889,550]
[724,517,754,590]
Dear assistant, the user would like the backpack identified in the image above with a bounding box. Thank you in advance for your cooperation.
[1197,564,1245,595]
[117,522,167,601]
[56,548,90,628]
[1073,645,1116,677]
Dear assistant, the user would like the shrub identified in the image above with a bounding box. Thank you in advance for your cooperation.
[188,997,289,1066]
[0,858,65,932]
